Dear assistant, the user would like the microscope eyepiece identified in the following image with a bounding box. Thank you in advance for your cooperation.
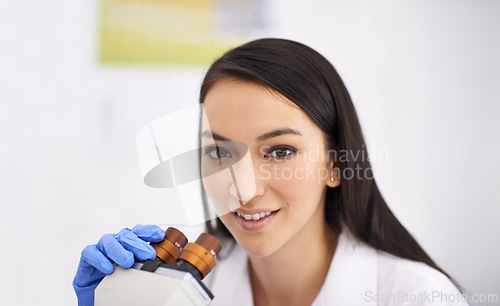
[177,233,222,279]
[142,228,221,282]
[151,227,188,265]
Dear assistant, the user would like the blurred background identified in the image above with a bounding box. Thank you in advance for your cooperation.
[1,0,499,305]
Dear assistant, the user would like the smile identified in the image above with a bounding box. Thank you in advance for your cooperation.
[236,211,271,221]
[233,209,279,231]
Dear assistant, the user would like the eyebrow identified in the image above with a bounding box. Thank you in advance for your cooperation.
[201,128,302,142]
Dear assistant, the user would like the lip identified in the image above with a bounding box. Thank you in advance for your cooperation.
[232,208,279,214]
[233,209,279,231]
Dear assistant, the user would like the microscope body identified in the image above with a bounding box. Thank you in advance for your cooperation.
[95,228,221,306]
[95,262,213,306]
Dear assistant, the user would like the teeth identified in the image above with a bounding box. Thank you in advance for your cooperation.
[236,211,272,221]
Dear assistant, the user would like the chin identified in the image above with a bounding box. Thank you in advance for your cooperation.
[233,235,279,258]
[228,227,283,258]
[219,213,286,258]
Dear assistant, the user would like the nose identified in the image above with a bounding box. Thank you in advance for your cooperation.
[229,182,252,204]
[228,151,265,205]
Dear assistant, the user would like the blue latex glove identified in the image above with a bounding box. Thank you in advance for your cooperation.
[72,224,165,306]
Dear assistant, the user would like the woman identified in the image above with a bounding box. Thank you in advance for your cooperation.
[73,38,467,305]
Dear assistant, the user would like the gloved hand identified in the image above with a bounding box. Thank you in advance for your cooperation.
[72,224,165,306]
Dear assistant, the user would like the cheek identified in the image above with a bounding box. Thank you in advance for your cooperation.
[202,177,224,201]
[265,161,326,198]
[202,171,233,215]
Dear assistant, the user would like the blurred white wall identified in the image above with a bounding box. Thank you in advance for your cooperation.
[0,0,498,305]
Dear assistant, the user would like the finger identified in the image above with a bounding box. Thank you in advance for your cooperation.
[131,224,165,242]
[97,234,135,268]
[116,228,156,261]
[80,244,114,275]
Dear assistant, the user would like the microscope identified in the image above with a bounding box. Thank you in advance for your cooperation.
[94,227,222,306]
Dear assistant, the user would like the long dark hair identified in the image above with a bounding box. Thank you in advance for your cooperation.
[199,38,458,287]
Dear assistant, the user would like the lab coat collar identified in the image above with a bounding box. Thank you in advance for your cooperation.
[205,238,254,306]
[206,228,378,306]
[312,228,378,305]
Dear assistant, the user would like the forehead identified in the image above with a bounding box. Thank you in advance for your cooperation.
[202,79,321,142]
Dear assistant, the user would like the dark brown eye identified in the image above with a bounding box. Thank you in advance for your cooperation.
[205,147,232,160]
[275,149,288,157]
[266,146,296,159]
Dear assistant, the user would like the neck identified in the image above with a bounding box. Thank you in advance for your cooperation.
[248,221,339,306]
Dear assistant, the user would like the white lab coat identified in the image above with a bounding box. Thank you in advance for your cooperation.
[204,229,468,306]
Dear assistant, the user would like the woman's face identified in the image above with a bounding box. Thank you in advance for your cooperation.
[201,79,338,257]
